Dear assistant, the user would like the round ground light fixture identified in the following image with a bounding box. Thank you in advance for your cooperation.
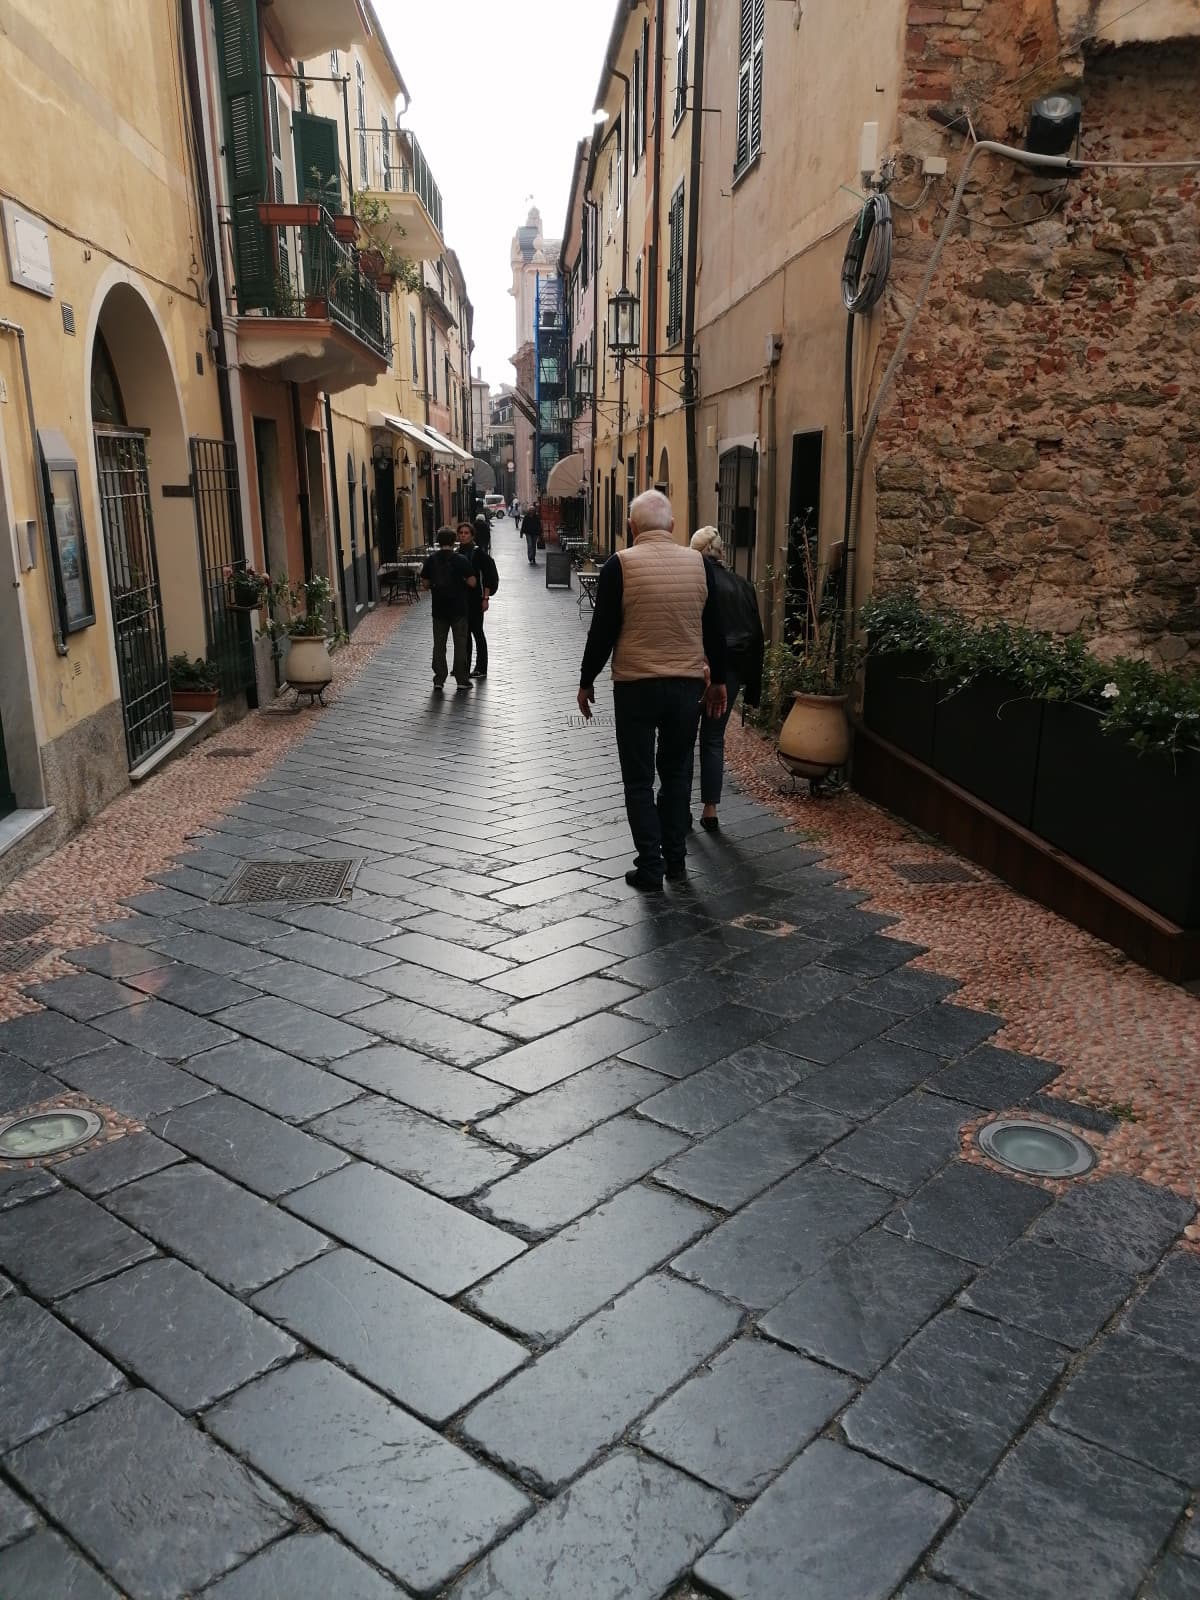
[977,1118,1096,1179]
[0,1108,103,1161]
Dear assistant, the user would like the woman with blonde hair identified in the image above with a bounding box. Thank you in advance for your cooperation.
[689,527,765,830]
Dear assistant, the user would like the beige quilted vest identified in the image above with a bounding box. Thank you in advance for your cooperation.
[612,531,709,682]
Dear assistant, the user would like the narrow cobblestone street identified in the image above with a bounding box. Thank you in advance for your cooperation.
[0,527,1197,1600]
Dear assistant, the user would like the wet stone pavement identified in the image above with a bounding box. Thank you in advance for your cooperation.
[0,528,1198,1600]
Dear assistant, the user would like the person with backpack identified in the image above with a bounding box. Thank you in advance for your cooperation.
[689,527,765,831]
[421,527,476,692]
[457,520,499,679]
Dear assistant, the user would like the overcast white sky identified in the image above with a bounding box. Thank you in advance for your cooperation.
[375,0,614,393]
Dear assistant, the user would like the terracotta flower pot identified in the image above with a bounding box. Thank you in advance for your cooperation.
[332,214,358,242]
[257,201,321,228]
[359,249,384,279]
[778,692,850,779]
[304,294,328,320]
[283,635,333,693]
[171,688,219,713]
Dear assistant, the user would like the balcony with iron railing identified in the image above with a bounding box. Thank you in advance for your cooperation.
[353,129,444,261]
[222,204,390,393]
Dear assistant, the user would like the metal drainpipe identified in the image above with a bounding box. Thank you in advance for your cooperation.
[611,66,631,546]
[682,0,707,537]
[0,319,65,654]
[646,0,666,490]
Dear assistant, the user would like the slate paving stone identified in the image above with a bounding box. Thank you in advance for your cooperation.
[1122,1253,1200,1358]
[184,1038,360,1122]
[465,1182,715,1343]
[483,943,619,1000]
[0,1186,154,1300]
[673,1161,893,1310]
[896,1581,972,1599]
[586,911,712,960]
[365,960,506,1021]
[106,1163,328,1295]
[822,934,928,977]
[307,1094,517,1197]
[150,1094,348,1199]
[476,1060,662,1155]
[850,966,960,1015]
[824,1091,977,1194]
[213,996,378,1064]
[123,887,206,917]
[52,1041,215,1121]
[1146,1555,1200,1600]
[399,911,509,950]
[282,902,398,945]
[460,1273,741,1493]
[885,1002,1004,1059]
[155,930,279,975]
[1023,1093,1119,1134]
[0,1294,125,1451]
[330,1042,514,1120]
[761,1227,971,1379]
[7,1388,292,1600]
[730,963,861,1020]
[0,1165,60,1210]
[202,1532,400,1600]
[488,914,621,963]
[94,914,189,947]
[259,929,394,978]
[1032,1175,1195,1274]
[92,998,237,1061]
[1050,1330,1200,1484]
[885,1160,1052,1264]
[930,1041,1060,1109]
[636,1043,813,1137]
[602,934,733,990]
[246,960,387,1020]
[344,996,505,1068]
[779,1036,941,1121]
[0,1010,109,1069]
[207,1359,529,1595]
[960,1239,1134,1349]
[1181,1512,1200,1563]
[23,973,144,1023]
[615,968,751,1028]
[933,1423,1187,1600]
[842,1306,1066,1496]
[721,931,834,985]
[253,1247,527,1424]
[284,1161,523,1294]
[477,1012,656,1093]
[765,996,908,1066]
[57,1130,184,1196]
[0,1482,37,1551]
[655,1096,851,1211]
[0,1053,59,1115]
[450,1449,732,1600]
[372,930,512,980]
[694,1437,953,1600]
[60,1257,297,1412]
[620,1003,778,1080]
[170,905,287,946]
[475,1115,688,1234]
[636,1337,854,1498]
[492,976,640,1041]
[122,961,262,1016]
[0,1530,120,1599]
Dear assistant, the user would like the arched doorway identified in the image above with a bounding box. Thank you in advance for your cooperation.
[656,448,669,496]
[90,285,200,768]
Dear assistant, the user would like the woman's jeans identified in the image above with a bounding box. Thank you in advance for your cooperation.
[698,668,740,806]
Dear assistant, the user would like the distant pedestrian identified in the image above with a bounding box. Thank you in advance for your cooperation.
[473,511,493,555]
[578,490,727,889]
[689,528,764,831]
[521,503,542,565]
[421,526,476,691]
[457,520,498,679]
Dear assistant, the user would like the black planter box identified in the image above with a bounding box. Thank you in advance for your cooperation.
[862,652,940,766]
[1033,701,1200,928]
[932,674,1045,828]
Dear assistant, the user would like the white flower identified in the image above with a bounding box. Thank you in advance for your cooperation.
[1101,682,1120,700]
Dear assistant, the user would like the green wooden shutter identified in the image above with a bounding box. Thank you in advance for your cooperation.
[213,0,271,309]
[293,111,342,209]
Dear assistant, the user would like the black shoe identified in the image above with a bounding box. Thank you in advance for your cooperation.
[456,681,472,692]
[433,682,445,693]
[471,670,488,679]
[665,861,688,882]
[625,869,664,891]
[700,815,720,833]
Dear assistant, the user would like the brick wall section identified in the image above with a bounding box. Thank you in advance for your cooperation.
[874,3,1200,665]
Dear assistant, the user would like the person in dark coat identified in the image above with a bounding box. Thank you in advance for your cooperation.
[421,527,476,691]
[689,527,765,831]
[521,504,542,566]
[457,521,498,679]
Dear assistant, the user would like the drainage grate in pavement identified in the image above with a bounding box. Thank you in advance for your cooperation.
[729,913,798,938]
[0,910,55,942]
[216,858,362,905]
[0,942,51,974]
[566,713,615,729]
[892,861,979,885]
[205,748,259,760]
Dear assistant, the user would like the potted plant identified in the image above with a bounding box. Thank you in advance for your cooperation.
[258,574,337,696]
[358,247,384,280]
[332,213,358,243]
[225,562,267,611]
[859,590,944,764]
[257,200,321,229]
[168,654,220,713]
[771,534,856,784]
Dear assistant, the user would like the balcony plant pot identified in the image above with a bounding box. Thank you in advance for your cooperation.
[375,272,395,292]
[778,693,851,781]
[257,201,321,228]
[283,635,333,694]
[227,578,261,612]
[304,294,328,320]
[1032,701,1200,928]
[332,213,358,243]
[171,688,219,713]
[932,673,1045,827]
[358,249,384,279]
[862,650,940,766]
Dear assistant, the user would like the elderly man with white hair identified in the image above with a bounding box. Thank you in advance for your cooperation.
[578,489,727,890]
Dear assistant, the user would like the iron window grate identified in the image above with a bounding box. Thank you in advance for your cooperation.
[892,862,978,885]
[216,858,362,905]
[0,911,55,942]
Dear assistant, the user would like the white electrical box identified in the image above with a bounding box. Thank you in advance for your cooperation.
[859,122,879,183]
[923,155,949,177]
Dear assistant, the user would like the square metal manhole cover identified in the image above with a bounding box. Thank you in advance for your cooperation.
[0,942,51,974]
[892,862,978,885]
[216,858,362,905]
[205,748,259,760]
[729,913,798,938]
[0,910,55,942]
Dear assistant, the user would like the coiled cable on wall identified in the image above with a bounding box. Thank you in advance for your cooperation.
[841,193,893,314]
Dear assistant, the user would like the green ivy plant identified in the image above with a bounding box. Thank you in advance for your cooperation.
[859,591,1200,759]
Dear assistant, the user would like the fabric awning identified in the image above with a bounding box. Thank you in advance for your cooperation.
[546,452,585,498]
[368,411,438,453]
[422,425,473,465]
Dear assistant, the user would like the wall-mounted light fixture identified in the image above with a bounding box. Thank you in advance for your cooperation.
[1026,94,1082,157]
[606,287,641,357]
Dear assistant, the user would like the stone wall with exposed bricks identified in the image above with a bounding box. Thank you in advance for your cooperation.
[872,0,1200,665]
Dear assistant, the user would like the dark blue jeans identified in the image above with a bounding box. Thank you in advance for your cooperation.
[613,677,705,878]
[698,667,740,805]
